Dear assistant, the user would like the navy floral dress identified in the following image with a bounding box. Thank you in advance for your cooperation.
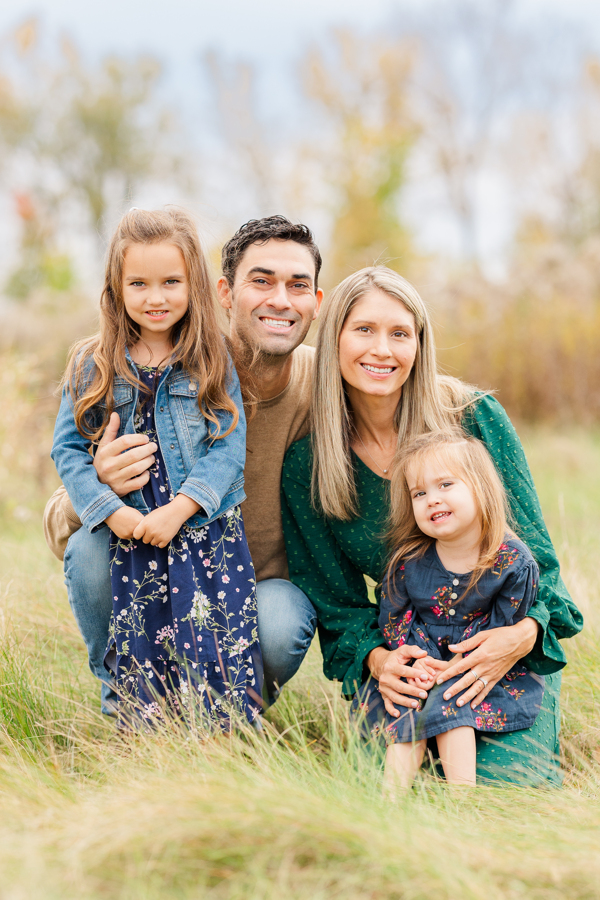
[357,537,545,743]
[104,366,263,728]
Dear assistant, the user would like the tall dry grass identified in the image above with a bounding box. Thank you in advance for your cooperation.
[0,426,597,898]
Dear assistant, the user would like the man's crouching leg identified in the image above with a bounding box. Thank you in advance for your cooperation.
[63,524,117,716]
[256,578,316,706]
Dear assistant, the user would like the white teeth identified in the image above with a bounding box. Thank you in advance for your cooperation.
[432,512,450,520]
[262,318,293,328]
[363,364,394,373]
[147,311,167,316]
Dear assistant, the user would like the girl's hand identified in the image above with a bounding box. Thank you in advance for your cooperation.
[435,619,540,709]
[132,494,202,547]
[366,645,432,718]
[409,655,455,690]
[105,507,145,539]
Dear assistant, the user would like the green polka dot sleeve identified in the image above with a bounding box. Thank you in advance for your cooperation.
[280,439,388,698]
[463,394,583,672]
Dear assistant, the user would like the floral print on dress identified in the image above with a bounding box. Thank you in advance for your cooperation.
[104,366,263,730]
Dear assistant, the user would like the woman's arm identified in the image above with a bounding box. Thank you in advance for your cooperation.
[462,394,583,671]
[439,394,584,707]
[281,438,428,704]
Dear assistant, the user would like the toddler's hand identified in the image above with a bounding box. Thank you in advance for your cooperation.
[132,494,201,548]
[105,507,145,540]
[408,655,455,691]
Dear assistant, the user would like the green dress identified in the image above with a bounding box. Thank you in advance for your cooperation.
[281,394,583,785]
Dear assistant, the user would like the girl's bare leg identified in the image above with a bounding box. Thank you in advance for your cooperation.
[436,726,476,785]
[384,739,427,794]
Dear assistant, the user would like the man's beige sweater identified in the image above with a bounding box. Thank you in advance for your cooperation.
[43,345,314,583]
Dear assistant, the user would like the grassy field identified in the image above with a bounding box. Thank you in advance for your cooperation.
[0,425,598,899]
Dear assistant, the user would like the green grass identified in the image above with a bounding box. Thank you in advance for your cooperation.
[0,426,598,898]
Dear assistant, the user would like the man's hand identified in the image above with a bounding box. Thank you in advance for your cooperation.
[132,494,202,548]
[94,412,157,497]
[105,507,145,540]
[366,645,432,718]
[435,618,540,709]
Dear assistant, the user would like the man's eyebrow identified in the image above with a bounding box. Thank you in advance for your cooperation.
[247,266,275,277]
[291,272,312,282]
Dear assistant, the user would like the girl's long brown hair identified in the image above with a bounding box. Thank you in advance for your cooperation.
[63,207,238,442]
[386,428,514,602]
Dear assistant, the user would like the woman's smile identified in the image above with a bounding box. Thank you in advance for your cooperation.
[339,289,418,401]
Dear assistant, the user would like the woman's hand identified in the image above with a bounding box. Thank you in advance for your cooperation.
[366,645,432,718]
[436,618,540,709]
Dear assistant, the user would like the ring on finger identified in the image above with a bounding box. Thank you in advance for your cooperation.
[470,670,479,682]
[476,676,489,689]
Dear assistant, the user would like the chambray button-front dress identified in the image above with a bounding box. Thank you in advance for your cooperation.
[104,366,263,726]
[357,537,545,743]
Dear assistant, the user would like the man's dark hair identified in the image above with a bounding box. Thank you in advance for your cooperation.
[221,215,322,290]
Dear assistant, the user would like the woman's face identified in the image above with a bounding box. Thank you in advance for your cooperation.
[338,289,418,404]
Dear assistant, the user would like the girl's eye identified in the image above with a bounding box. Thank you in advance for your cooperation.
[412,490,425,499]
[131,281,144,287]
[165,279,180,285]
[357,326,371,333]
[440,482,453,489]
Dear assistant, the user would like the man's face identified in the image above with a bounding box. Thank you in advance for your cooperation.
[218,238,323,357]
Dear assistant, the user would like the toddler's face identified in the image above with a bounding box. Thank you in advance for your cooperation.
[122,241,189,345]
[406,452,481,546]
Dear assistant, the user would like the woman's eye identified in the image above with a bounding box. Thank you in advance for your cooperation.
[357,326,370,333]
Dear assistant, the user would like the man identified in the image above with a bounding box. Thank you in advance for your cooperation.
[44,215,323,713]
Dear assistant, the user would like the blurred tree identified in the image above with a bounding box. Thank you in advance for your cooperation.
[0,19,188,299]
[303,29,419,284]
[205,52,278,213]
[408,0,555,265]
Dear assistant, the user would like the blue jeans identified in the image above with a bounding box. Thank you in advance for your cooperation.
[63,527,316,713]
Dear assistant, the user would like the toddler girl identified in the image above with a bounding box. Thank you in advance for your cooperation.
[363,428,544,787]
[52,207,262,727]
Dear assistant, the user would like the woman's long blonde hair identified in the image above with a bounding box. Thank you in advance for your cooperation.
[311,266,477,520]
[64,207,238,442]
[386,428,513,601]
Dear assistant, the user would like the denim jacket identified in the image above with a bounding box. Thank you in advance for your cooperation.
[51,350,246,533]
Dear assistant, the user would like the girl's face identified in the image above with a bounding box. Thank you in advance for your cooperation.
[122,241,189,345]
[338,289,418,405]
[406,452,481,547]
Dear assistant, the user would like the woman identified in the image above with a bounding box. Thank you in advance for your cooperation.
[281,266,582,784]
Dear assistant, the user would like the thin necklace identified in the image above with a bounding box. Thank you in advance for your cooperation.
[354,430,394,475]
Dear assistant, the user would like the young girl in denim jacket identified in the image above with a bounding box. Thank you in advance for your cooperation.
[52,207,263,727]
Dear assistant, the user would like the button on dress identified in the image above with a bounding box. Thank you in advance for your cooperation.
[104,366,263,727]
[357,537,545,743]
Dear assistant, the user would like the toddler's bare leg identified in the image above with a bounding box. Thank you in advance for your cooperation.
[384,739,427,793]
[436,727,476,785]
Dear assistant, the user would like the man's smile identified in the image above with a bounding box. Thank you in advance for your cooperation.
[259,316,295,329]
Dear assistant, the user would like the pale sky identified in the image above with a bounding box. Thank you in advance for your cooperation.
[2,0,600,274]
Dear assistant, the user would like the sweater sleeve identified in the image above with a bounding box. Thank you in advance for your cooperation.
[281,439,385,698]
[463,394,583,673]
